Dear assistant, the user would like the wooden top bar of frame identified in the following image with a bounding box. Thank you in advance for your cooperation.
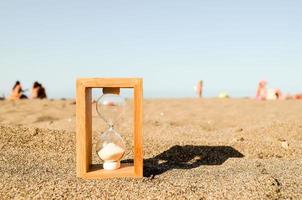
[77,78,141,88]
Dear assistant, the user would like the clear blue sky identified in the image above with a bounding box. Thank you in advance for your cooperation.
[0,0,301,98]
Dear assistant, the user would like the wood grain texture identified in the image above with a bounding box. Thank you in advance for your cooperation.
[83,164,139,179]
[76,78,143,179]
[77,78,139,88]
[133,79,143,177]
[76,81,92,177]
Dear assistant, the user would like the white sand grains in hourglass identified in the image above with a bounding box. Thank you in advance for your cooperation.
[98,143,125,161]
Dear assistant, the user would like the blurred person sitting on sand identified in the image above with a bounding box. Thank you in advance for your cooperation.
[196,80,203,98]
[31,81,40,99]
[31,81,47,99]
[256,80,295,100]
[266,88,284,100]
[9,81,28,100]
[293,93,302,100]
[256,80,267,100]
[284,93,302,100]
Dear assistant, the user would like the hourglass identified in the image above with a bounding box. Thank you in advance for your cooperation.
[76,78,143,179]
[95,88,126,170]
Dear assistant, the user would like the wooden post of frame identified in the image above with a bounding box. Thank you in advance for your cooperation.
[76,78,143,179]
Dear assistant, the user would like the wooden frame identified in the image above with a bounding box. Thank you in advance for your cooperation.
[76,78,143,179]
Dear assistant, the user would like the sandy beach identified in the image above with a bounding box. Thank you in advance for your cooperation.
[0,99,302,199]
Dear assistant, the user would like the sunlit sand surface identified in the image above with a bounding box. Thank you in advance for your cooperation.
[0,99,302,199]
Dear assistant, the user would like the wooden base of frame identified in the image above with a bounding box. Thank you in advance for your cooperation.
[83,164,138,179]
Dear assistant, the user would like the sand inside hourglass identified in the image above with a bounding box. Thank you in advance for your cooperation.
[97,142,125,161]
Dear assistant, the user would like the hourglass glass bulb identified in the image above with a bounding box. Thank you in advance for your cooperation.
[95,89,126,170]
[96,93,126,127]
[95,127,126,170]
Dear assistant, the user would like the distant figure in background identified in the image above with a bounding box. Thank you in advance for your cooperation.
[284,93,302,100]
[31,81,47,99]
[218,91,230,99]
[9,81,27,100]
[31,81,40,99]
[274,88,283,99]
[293,93,302,100]
[196,80,203,98]
[256,80,267,100]
[256,81,286,100]
[266,88,283,100]
[38,85,47,99]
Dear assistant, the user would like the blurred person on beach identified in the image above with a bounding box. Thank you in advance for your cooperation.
[31,81,47,99]
[266,88,283,100]
[255,80,302,100]
[293,93,302,99]
[284,93,302,100]
[31,81,40,99]
[256,80,285,100]
[256,80,267,100]
[9,81,28,100]
[266,89,302,100]
[196,80,203,98]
